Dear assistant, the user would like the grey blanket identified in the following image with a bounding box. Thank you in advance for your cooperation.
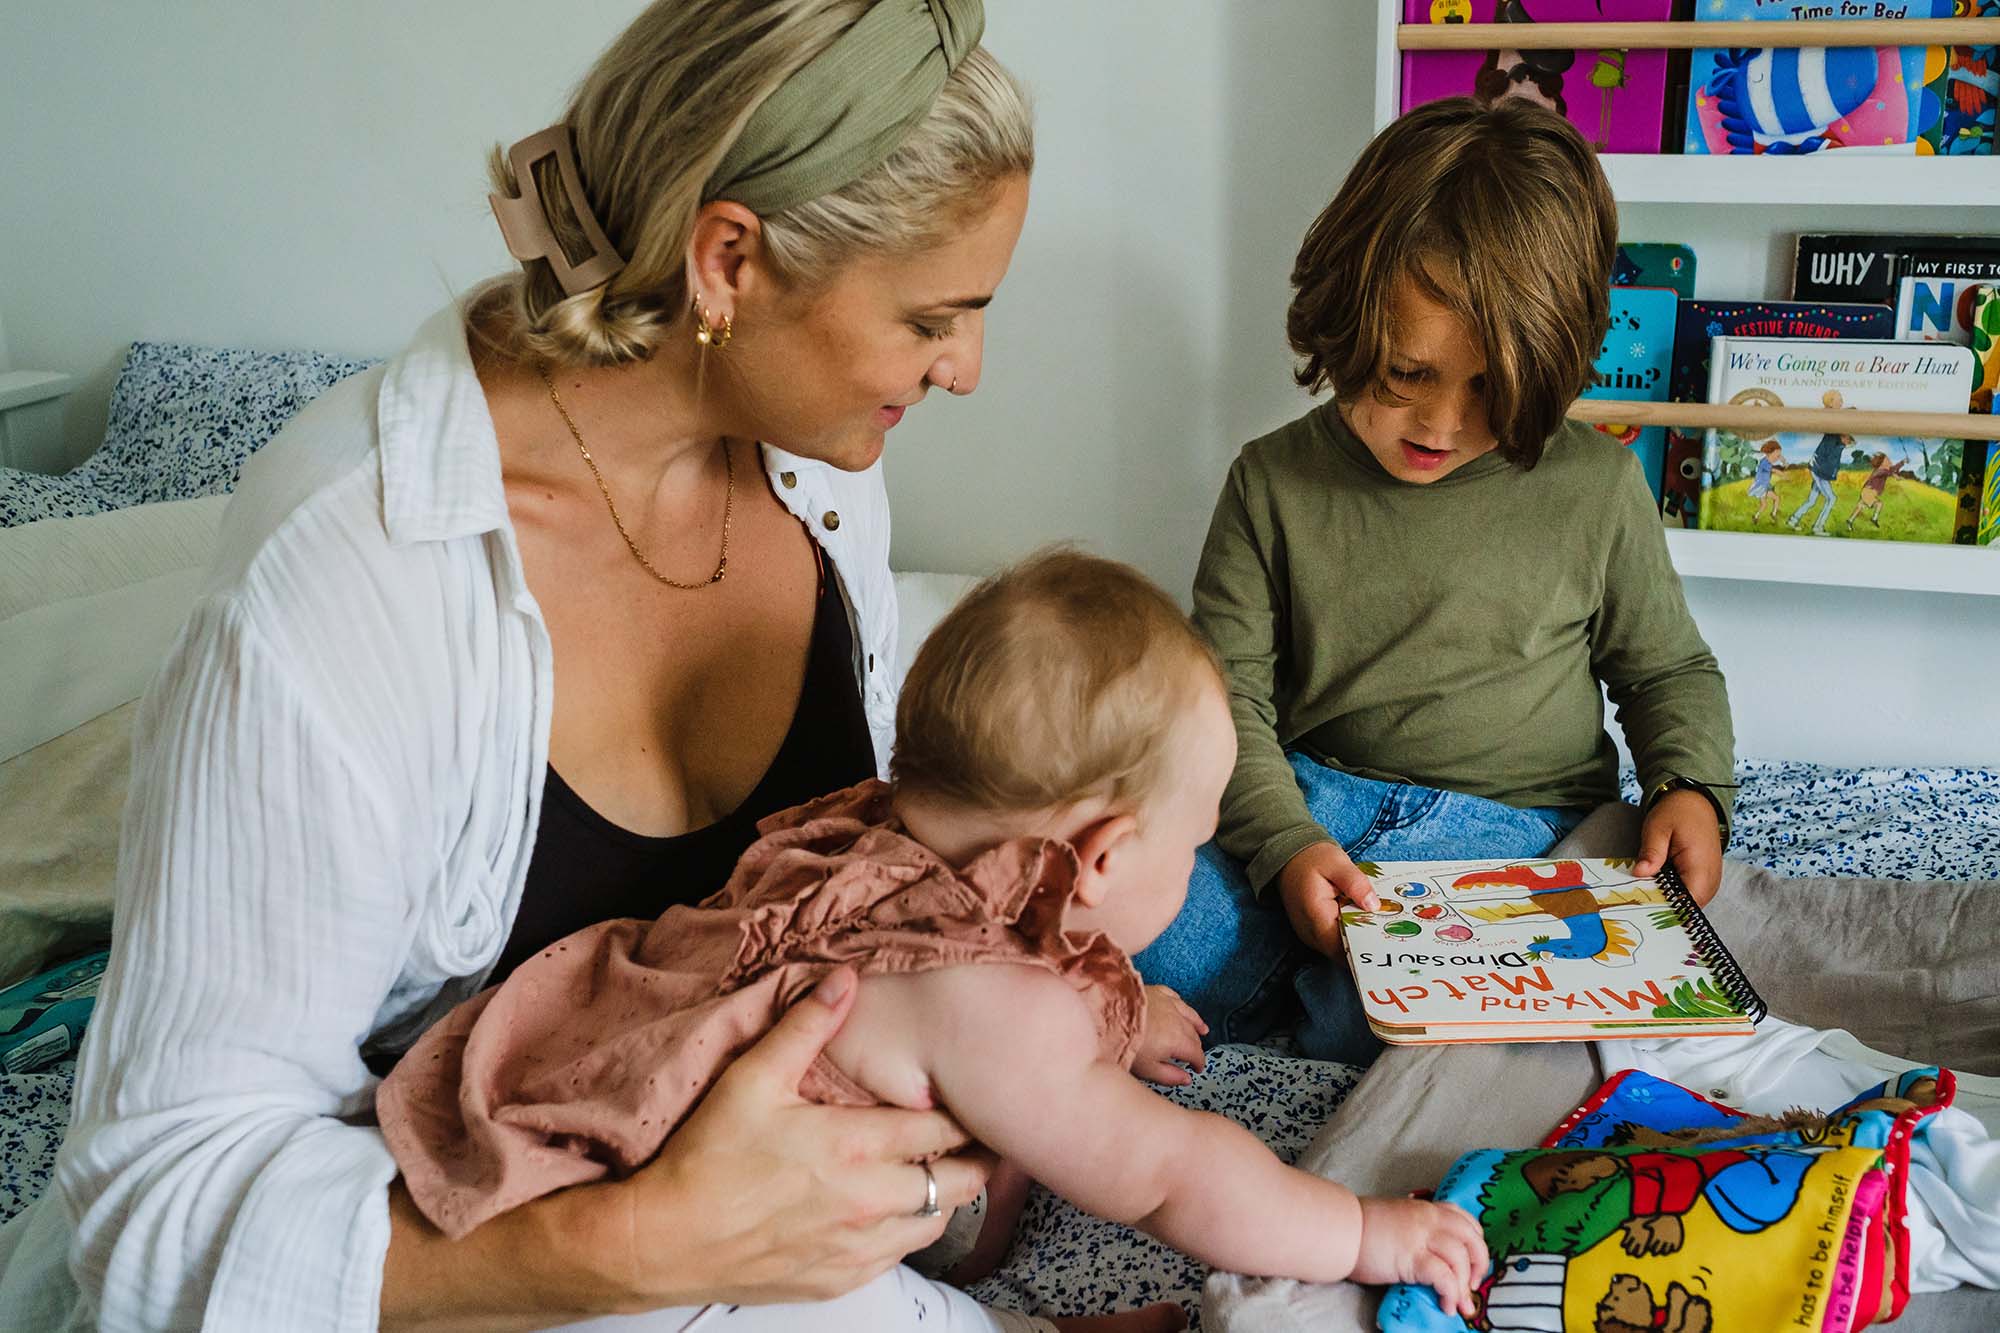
[1204,803,2000,1332]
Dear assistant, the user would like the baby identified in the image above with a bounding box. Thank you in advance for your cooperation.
[377,549,1486,1332]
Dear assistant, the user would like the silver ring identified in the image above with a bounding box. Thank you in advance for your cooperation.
[914,1161,941,1218]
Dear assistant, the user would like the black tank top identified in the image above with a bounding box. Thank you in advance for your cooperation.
[486,553,877,988]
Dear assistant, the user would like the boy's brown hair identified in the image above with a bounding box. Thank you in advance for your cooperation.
[1287,97,1617,468]
[892,548,1222,815]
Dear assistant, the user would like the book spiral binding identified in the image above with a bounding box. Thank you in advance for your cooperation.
[1659,863,1767,1025]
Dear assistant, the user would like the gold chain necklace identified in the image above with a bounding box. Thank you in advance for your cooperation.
[537,364,733,589]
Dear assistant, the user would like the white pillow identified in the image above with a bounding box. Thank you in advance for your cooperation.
[0,496,225,763]
[0,497,225,985]
[891,569,981,682]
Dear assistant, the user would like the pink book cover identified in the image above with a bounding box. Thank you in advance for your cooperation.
[1400,0,1675,153]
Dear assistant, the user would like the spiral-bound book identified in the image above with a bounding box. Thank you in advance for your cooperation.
[1339,858,1764,1045]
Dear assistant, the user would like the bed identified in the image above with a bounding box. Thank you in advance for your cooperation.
[2,346,1996,1327]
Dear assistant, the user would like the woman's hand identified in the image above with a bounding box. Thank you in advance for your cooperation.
[1276,841,1380,957]
[591,966,995,1310]
[1635,790,1724,906]
[1131,984,1208,1086]
[384,967,993,1330]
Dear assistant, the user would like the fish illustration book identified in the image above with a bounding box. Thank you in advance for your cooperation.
[1339,858,1764,1044]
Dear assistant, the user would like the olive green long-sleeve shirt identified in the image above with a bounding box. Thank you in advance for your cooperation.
[1194,403,1734,893]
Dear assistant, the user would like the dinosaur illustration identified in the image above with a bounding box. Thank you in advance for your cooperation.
[1449,860,1652,964]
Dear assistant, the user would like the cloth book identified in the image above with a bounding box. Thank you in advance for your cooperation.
[1338,858,1764,1045]
[1377,1066,1958,1332]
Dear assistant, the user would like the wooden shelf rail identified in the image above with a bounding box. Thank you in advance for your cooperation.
[1399,18,2000,51]
[1567,399,2000,442]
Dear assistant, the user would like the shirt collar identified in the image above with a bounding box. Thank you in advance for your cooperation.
[377,305,513,546]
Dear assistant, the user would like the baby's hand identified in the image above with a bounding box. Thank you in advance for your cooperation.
[1352,1195,1488,1321]
[1131,984,1208,1086]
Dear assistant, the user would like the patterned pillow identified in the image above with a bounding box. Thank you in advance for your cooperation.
[0,341,377,528]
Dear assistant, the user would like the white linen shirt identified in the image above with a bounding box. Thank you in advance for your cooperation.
[0,307,900,1332]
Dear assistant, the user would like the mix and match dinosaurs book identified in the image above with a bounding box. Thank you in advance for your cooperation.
[1339,858,1764,1045]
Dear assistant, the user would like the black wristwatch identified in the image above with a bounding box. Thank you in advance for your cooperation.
[1644,775,1731,847]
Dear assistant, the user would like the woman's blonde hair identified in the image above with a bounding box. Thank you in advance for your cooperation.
[1287,97,1617,468]
[892,549,1223,816]
[478,0,1032,367]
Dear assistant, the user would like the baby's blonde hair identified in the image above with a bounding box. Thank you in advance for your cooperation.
[893,549,1223,816]
[477,0,1033,367]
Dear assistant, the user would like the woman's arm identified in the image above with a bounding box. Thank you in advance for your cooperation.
[381,968,991,1329]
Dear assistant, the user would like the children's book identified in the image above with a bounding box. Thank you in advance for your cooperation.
[1973,282,2000,414]
[1378,1067,1957,1333]
[1661,300,1898,525]
[1612,241,1696,299]
[1793,231,2000,304]
[1684,0,1956,156]
[1400,0,1676,153]
[1921,0,1998,156]
[1974,288,2000,543]
[1894,275,1994,344]
[1698,336,1976,542]
[1338,858,1764,1044]
[0,949,107,1074]
[1584,285,1678,503]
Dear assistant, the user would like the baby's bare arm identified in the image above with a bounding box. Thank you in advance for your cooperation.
[903,963,1366,1283]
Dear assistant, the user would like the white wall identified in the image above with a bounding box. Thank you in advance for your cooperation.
[2,2,1995,766]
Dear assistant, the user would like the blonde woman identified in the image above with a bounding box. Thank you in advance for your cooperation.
[0,3,1041,1330]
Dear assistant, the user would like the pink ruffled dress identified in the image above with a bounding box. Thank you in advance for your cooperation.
[376,779,1146,1239]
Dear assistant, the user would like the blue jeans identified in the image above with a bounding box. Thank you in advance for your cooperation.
[1788,474,1837,531]
[1130,752,1587,1067]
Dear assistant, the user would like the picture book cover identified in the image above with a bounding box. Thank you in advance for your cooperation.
[1379,1068,1956,1333]
[1970,281,2000,412]
[1684,0,1956,156]
[1338,857,1764,1044]
[1612,241,1696,299]
[1662,300,1898,525]
[1401,0,1676,153]
[1975,288,1999,542]
[1958,442,1993,543]
[1584,285,1678,502]
[1793,231,2000,304]
[1698,336,1976,542]
[1894,274,1994,343]
[1921,0,1998,157]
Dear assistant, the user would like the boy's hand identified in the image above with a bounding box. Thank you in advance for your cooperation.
[1636,790,1724,906]
[1351,1196,1488,1321]
[1277,841,1379,956]
[1132,984,1208,1086]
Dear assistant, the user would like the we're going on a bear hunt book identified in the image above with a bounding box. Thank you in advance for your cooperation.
[1338,858,1765,1045]
[1698,337,1976,542]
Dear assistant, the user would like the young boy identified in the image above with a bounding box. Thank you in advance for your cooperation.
[377,550,1488,1332]
[1134,98,1735,1065]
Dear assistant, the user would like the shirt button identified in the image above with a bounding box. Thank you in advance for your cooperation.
[780,471,796,489]
[822,510,840,531]
[867,653,875,673]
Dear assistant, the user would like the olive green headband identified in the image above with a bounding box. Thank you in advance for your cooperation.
[707,0,985,216]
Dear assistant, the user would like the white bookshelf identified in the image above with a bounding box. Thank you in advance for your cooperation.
[1664,526,1999,595]
[1600,154,2000,209]
[1376,1,2000,598]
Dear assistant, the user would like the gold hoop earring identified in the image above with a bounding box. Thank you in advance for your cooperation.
[692,298,733,350]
